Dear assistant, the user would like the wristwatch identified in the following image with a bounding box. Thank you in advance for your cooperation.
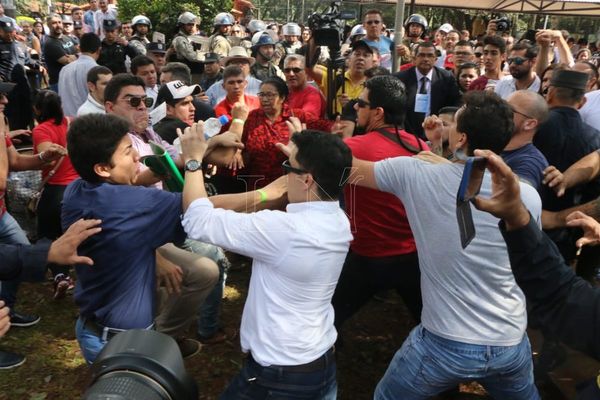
[184,159,202,172]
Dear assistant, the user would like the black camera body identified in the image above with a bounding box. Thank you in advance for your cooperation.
[307,1,355,50]
[493,15,511,32]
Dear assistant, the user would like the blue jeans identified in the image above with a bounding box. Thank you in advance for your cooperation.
[0,212,30,308]
[375,325,540,400]
[181,239,230,338]
[220,351,337,400]
[75,317,109,364]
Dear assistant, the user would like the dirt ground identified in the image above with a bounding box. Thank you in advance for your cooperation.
[0,262,571,400]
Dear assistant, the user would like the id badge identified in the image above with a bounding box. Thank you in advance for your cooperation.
[415,93,430,114]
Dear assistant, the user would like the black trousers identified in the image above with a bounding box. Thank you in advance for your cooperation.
[37,184,69,277]
[332,250,422,331]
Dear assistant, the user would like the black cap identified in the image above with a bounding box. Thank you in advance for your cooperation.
[0,17,15,32]
[147,42,167,54]
[202,52,220,63]
[352,39,374,54]
[0,81,16,94]
[103,18,119,31]
[550,70,588,91]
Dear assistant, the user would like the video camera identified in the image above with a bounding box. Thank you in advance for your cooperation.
[491,14,511,32]
[307,1,355,50]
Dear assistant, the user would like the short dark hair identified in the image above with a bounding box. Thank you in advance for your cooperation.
[364,9,382,18]
[577,60,599,81]
[79,33,102,53]
[160,62,192,85]
[414,41,436,55]
[364,66,390,78]
[457,91,514,155]
[71,6,82,13]
[33,90,63,125]
[87,65,112,84]
[67,114,130,183]
[223,65,244,82]
[364,75,407,126]
[260,77,288,99]
[457,62,480,77]
[130,55,155,75]
[511,41,538,59]
[483,35,506,54]
[290,130,352,199]
[552,86,586,104]
[104,73,145,104]
[455,40,473,49]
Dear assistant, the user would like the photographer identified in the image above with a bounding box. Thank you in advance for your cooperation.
[472,149,600,399]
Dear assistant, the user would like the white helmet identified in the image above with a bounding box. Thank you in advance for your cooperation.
[178,12,199,25]
[438,23,454,34]
[349,24,366,39]
[247,19,266,34]
[131,15,152,29]
[213,12,234,27]
[282,23,301,36]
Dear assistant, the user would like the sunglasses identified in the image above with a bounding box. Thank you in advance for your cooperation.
[511,107,534,119]
[507,57,529,65]
[365,20,381,25]
[356,98,372,108]
[282,159,308,175]
[283,67,303,74]
[123,95,154,108]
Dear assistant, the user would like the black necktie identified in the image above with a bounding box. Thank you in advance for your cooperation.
[419,77,428,94]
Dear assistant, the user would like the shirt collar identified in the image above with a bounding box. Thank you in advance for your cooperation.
[87,93,104,109]
[416,68,434,82]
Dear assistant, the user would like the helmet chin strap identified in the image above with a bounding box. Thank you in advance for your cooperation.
[258,46,273,62]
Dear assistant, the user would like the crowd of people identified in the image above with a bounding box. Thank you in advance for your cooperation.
[1,2,600,399]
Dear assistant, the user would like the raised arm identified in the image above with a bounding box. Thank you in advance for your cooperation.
[543,150,600,197]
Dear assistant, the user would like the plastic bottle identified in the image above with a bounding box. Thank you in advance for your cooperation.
[203,115,230,139]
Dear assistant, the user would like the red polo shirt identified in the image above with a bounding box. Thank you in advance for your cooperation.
[288,84,326,118]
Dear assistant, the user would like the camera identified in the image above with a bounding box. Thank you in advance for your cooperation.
[307,1,355,50]
[493,15,511,32]
[82,330,198,400]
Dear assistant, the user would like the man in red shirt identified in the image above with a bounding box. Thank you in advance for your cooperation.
[332,75,426,337]
[469,35,506,91]
[284,54,326,118]
[214,65,260,122]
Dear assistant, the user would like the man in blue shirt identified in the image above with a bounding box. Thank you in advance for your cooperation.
[62,114,219,363]
[362,9,394,71]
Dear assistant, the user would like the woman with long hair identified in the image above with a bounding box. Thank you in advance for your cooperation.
[32,90,79,299]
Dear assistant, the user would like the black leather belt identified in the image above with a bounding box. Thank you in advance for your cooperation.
[250,347,335,373]
[82,318,124,341]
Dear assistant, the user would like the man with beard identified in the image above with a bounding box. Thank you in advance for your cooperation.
[394,41,461,139]
[495,42,540,100]
[43,13,77,92]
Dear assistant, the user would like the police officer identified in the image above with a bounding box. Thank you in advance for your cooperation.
[209,13,234,57]
[97,19,138,74]
[250,31,284,81]
[404,13,428,47]
[146,42,167,73]
[171,12,204,81]
[0,16,38,81]
[276,23,302,68]
[129,15,151,56]
[198,52,222,91]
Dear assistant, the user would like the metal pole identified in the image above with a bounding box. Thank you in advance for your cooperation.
[287,0,290,22]
[301,0,305,23]
[392,0,406,73]
[543,14,549,29]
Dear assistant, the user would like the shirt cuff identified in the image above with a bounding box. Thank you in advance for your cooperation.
[499,213,543,253]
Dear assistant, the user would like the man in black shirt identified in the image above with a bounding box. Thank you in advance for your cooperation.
[42,13,77,92]
[97,19,139,74]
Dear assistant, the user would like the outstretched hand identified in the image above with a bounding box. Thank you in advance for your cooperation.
[47,219,102,266]
[566,211,600,249]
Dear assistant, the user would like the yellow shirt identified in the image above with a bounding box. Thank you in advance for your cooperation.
[317,67,365,114]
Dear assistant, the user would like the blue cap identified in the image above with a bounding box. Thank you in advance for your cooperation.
[218,115,230,125]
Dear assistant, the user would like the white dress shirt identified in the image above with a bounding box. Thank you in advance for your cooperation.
[494,74,541,100]
[183,199,352,366]
[580,89,600,131]
[58,54,98,117]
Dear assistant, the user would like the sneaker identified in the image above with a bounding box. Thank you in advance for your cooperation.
[0,350,25,369]
[54,274,74,300]
[10,311,40,327]
[176,338,201,359]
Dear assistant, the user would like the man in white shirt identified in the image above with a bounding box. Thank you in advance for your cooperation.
[77,65,112,116]
[579,88,600,131]
[58,33,101,116]
[495,41,541,100]
[179,124,353,399]
[350,91,541,399]
[93,0,117,40]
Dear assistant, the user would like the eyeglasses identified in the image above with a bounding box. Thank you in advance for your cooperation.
[356,98,372,108]
[283,67,303,74]
[123,95,154,108]
[257,92,278,99]
[282,159,308,175]
[365,20,381,25]
[511,107,534,120]
[507,57,530,65]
